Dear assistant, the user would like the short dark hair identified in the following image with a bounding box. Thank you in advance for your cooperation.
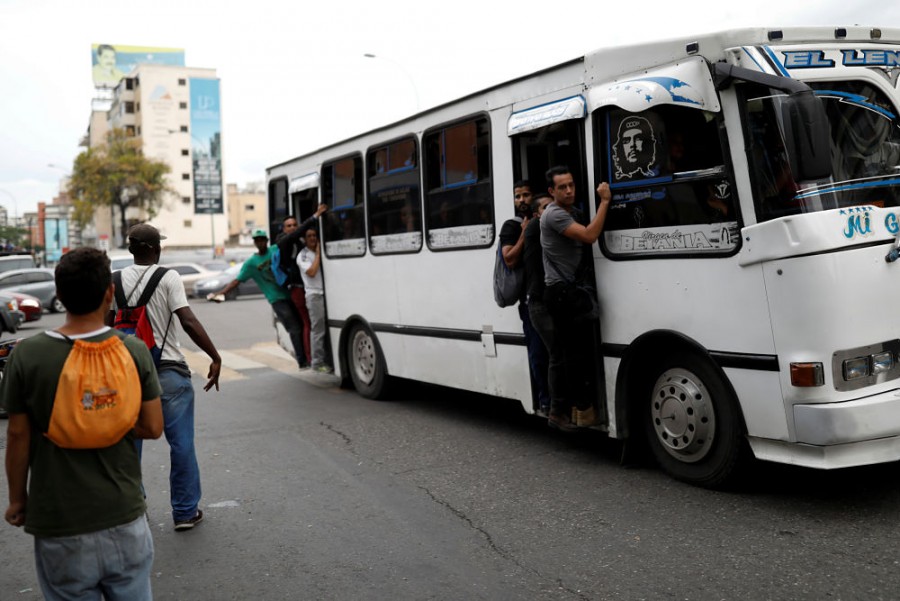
[282,215,298,224]
[97,44,116,56]
[513,179,531,190]
[55,248,110,315]
[545,166,572,189]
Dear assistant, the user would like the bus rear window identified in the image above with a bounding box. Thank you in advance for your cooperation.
[423,116,494,250]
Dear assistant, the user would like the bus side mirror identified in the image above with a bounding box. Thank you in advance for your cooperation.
[781,91,833,181]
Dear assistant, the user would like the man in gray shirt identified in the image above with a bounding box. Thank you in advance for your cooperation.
[540,166,611,431]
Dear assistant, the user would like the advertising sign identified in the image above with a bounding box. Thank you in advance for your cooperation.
[190,78,223,215]
[91,44,185,88]
[44,219,69,263]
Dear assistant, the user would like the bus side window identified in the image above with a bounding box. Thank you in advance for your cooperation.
[595,105,739,258]
[366,137,422,254]
[423,116,494,250]
[322,155,366,258]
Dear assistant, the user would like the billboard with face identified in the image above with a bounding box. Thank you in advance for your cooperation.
[91,44,186,88]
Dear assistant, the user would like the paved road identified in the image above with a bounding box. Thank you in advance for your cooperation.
[3,298,900,599]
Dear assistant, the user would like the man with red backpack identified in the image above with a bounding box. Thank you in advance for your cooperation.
[109,223,222,532]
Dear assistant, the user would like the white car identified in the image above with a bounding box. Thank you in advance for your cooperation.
[161,262,222,294]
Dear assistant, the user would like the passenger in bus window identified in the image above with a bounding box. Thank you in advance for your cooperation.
[523,193,553,414]
[297,228,331,373]
[541,166,611,431]
[499,180,549,414]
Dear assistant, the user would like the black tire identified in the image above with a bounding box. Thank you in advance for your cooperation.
[642,352,747,488]
[345,323,390,400]
[51,296,66,313]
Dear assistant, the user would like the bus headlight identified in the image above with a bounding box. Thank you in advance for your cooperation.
[832,340,900,391]
[842,357,869,381]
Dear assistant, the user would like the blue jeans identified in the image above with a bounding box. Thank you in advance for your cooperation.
[136,368,201,523]
[34,515,154,601]
[272,298,306,368]
[519,301,550,413]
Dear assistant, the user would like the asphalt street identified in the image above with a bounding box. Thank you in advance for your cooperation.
[3,296,900,600]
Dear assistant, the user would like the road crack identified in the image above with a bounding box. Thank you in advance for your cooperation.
[418,485,590,600]
[319,421,356,455]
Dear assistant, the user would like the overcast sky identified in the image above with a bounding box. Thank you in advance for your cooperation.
[1,0,898,217]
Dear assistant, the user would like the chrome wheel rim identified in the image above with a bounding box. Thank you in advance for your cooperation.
[650,368,716,463]
[350,329,376,386]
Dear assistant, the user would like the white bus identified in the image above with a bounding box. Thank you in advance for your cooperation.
[267,26,900,487]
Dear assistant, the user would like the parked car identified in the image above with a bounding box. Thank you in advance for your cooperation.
[202,260,230,272]
[192,263,261,300]
[0,293,24,334]
[0,268,64,312]
[7,291,42,322]
[162,262,222,293]
[0,254,36,274]
[108,253,134,271]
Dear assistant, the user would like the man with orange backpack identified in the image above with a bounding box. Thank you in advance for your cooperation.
[110,223,222,532]
[3,247,163,600]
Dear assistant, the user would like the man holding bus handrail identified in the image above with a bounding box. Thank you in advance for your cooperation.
[540,166,611,431]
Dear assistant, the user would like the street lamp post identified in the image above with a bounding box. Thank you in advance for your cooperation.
[363,53,420,113]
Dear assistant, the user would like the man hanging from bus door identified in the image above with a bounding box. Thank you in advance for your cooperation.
[540,166,611,432]
[275,204,328,368]
[523,192,553,416]
[499,180,550,414]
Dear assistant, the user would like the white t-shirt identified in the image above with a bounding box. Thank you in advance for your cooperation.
[113,264,189,364]
[297,247,323,295]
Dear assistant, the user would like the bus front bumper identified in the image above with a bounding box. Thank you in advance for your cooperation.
[748,389,900,469]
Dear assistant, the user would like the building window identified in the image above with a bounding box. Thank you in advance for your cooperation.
[182,173,190,180]
[182,196,191,204]
[180,125,188,133]
[244,220,255,228]
[179,102,187,109]
[125,78,134,90]
[178,78,186,86]
[124,101,134,114]
[184,220,192,227]
[181,149,189,156]
[125,125,136,137]
[245,204,255,211]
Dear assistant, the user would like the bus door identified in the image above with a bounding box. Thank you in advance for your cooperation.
[507,95,605,419]
[289,172,320,222]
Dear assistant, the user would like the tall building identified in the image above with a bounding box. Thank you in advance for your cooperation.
[226,183,265,245]
[85,62,227,250]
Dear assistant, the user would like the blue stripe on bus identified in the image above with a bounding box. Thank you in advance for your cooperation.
[795,177,900,200]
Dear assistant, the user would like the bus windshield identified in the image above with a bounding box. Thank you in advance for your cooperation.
[743,80,900,222]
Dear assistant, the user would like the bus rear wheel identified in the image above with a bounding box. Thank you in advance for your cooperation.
[346,324,389,400]
[642,353,746,488]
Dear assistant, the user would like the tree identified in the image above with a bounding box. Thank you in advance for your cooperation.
[68,128,172,248]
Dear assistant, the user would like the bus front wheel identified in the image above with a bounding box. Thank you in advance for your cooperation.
[642,353,746,488]
[346,324,389,400]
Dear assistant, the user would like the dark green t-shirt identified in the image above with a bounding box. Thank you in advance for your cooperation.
[1,328,162,537]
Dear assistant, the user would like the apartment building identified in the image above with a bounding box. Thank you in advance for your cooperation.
[87,64,228,249]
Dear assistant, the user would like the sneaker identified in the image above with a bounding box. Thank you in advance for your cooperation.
[174,510,203,532]
[548,413,577,432]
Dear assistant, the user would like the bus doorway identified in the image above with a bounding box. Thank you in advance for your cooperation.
[509,107,606,426]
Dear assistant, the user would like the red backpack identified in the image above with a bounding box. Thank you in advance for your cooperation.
[112,267,172,365]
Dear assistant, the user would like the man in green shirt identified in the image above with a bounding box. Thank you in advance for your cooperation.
[213,228,308,368]
[3,247,163,600]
